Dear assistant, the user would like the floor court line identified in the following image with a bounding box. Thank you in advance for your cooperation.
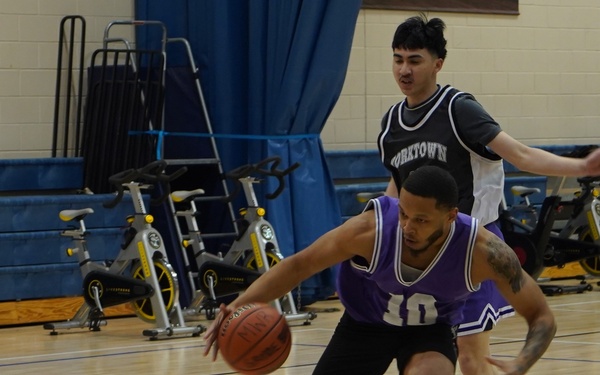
[0,324,331,364]
[0,340,327,368]
[548,299,600,308]
[0,342,205,364]
[492,329,600,343]
[549,338,600,346]
[493,354,600,365]
[0,344,206,368]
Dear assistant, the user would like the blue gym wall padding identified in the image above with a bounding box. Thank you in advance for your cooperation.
[0,157,83,192]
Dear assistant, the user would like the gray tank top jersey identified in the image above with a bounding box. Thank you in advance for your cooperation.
[337,196,479,327]
[378,85,504,225]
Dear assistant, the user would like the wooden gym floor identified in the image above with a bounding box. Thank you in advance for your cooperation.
[1,266,599,374]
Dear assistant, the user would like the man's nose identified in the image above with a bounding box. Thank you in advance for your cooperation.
[399,63,411,76]
[402,220,414,233]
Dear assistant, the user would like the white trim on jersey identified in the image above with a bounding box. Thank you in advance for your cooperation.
[457,303,516,336]
[378,103,399,166]
[398,86,454,131]
[447,92,504,225]
[350,198,382,273]
[464,216,480,292]
[395,220,456,286]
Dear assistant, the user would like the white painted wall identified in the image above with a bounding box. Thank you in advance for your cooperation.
[1,1,599,157]
[324,1,600,150]
[0,0,134,158]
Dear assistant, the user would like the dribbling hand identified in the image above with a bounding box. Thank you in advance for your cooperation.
[203,303,234,360]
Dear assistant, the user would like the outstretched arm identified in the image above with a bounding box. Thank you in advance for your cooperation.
[471,228,557,374]
[203,210,377,359]
[488,132,600,177]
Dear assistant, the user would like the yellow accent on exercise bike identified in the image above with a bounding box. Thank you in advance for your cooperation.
[250,233,264,268]
[587,211,600,241]
[137,242,152,278]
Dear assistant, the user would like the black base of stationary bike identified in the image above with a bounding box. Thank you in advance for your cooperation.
[539,284,593,296]
[199,299,219,320]
[505,232,595,296]
[537,275,594,296]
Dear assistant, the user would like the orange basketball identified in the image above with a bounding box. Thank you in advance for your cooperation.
[218,303,292,375]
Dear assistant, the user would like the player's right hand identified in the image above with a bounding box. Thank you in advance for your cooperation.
[203,303,233,361]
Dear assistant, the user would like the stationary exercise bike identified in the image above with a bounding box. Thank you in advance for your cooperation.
[43,160,205,339]
[169,156,316,324]
[500,177,600,295]
[551,175,600,276]
[500,187,562,280]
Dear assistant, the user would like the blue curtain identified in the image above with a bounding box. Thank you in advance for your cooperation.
[136,0,361,303]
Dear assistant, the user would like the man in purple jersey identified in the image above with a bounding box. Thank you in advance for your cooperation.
[378,14,600,374]
[204,166,556,374]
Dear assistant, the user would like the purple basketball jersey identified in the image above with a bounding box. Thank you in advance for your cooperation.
[337,195,480,327]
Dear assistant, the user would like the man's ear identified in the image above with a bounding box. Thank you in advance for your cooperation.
[434,57,444,73]
[447,207,458,223]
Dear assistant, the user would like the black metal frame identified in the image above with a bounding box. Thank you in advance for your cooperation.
[52,15,86,157]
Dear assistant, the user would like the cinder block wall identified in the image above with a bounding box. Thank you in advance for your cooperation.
[1,1,599,157]
[324,1,600,150]
[0,0,134,158]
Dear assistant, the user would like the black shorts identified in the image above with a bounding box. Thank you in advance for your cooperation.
[313,312,458,375]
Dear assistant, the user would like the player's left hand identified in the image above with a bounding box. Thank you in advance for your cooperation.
[486,356,527,375]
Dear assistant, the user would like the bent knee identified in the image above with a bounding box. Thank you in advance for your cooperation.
[457,334,495,375]
[457,350,495,375]
[405,352,454,375]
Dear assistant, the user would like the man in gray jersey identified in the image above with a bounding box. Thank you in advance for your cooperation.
[204,166,556,374]
[378,14,600,375]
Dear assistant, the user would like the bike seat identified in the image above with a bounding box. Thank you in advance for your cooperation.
[511,185,541,197]
[171,188,206,203]
[59,208,94,222]
[356,191,384,203]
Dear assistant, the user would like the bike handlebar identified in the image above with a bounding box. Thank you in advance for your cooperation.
[569,175,600,204]
[224,156,300,202]
[103,160,188,208]
[576,175,600,185]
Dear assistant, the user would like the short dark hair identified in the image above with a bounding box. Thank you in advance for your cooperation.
[402,165,458,210]
[392,14,447,60]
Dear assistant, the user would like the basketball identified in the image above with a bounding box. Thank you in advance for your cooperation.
[218,303,292,374]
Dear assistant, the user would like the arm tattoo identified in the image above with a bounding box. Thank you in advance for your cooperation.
[485,236,525,293]
[519,321,557,371]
